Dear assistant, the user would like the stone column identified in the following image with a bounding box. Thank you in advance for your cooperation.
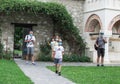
[103,30,112,64]
[104,37,110,64]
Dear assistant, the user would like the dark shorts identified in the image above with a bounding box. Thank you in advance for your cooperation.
[54,58,62,65]
[97,48,105,57]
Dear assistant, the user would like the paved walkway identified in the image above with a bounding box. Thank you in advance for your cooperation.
[15,59,75,84]
[15,59,120,84]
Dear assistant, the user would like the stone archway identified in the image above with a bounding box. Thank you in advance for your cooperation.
[112,20,120,33]
[108,15,120,52]
[107,15,120,62]
[85,14,102,32]
[108,15,120,31]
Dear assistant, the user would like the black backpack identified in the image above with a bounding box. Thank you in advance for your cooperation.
[94,38,98,50]
[94,44,98,50]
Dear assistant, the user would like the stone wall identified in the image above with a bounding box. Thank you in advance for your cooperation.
[38,0,84,34]
[0,15,14,52]
[0,13,53,59]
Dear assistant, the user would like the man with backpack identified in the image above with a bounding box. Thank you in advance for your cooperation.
[25,31,36,65]
[95,33,107,66]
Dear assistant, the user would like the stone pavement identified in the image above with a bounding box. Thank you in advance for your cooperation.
[15,59,120,84]
[15,59,75,84]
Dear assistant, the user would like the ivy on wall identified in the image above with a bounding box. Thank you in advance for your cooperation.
[0,0,86,55]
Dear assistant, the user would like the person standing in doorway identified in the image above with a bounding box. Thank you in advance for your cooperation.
[25,31,36,65]
[95,33,107,66]
[53,42,64,76]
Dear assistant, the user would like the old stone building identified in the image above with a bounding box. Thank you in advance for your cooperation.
[84,0,120,63]
[38,0,120,63]
[1,0,120,63]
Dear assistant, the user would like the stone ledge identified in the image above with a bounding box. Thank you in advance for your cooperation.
[90,37,120,41]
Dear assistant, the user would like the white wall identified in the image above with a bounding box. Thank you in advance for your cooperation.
[84,0,105,13]
[85,0,120,13]
[84,0,120,63]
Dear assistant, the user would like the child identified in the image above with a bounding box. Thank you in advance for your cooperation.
[53,43,64,76]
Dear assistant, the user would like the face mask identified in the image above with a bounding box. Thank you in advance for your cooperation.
[30,34,32,36]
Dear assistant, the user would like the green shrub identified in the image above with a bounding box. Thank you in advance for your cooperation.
[38,41,52,61]
[0,42,3,59]
[63,54,79,62]
[63,54,91,62]
[38,53,52,61]
[3,51,13,60]
[0,42,13,60]
[40,42,51,55]
[79,56,91,62]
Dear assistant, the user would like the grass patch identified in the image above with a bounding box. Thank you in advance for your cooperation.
[0,59,33,84]
[47,66,120,84]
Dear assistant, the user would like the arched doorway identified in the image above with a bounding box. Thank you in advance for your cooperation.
[108,15,120,63]
[84,14,102,48]
[109,17,120,52]
[87,19,100,32]
[85,14,102,33]
[112,20,120,34]
[108,15,120,31]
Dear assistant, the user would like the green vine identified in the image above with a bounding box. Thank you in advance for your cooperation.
[0,0,86,55]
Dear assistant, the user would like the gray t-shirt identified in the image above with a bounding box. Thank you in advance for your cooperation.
[97,37,105,49]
